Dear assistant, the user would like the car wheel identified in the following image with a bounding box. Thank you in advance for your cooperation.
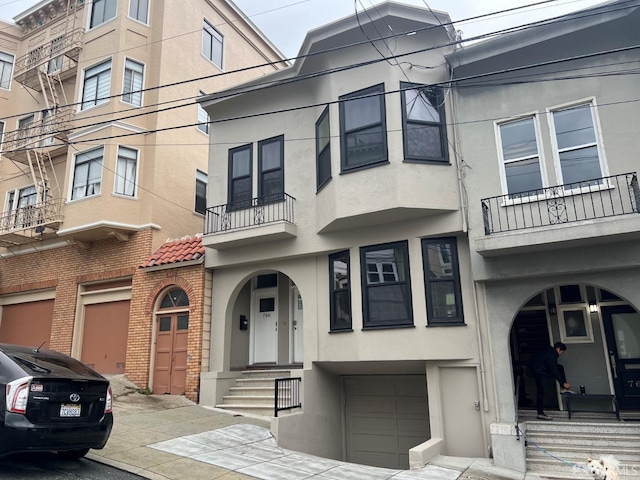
[57,448,90,460]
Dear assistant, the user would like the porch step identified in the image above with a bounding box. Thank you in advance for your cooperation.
[525,419,640,479]
[215,369,300,418]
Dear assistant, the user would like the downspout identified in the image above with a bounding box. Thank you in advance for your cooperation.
[448,55,489,413]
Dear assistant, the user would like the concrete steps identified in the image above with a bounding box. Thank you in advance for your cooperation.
[215,369,297,418]
[524,418,640,479]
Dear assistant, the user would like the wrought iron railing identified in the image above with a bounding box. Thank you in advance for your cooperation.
[274,377,302,417]
[0,198,65,234]
[2,108,73,154]
[481,173,640,235]
[13,28,84,79]
[205,193,296,235]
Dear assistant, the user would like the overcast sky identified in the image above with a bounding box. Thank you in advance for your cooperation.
[0,0,605,58]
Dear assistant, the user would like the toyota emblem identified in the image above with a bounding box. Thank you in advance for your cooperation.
[70,393,81,402]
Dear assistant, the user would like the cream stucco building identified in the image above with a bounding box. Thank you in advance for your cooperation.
[201,2,493,469]
[0,0,285,398]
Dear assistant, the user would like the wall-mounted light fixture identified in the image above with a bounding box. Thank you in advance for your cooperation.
[589,303,598,313]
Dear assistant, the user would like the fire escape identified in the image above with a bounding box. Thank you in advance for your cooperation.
[0,0,84,247]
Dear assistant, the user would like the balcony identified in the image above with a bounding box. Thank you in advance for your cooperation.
[2,108,73,163]
[203,194,297,249]
[0,198,65,247]
[476,172,640,256]
[13,28,84,90]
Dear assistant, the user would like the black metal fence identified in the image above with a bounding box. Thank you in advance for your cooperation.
[481,172,640,235]
[205,194,295,235]
[274,377,301,417]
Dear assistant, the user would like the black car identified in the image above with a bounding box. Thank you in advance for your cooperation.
[0,343,113,459]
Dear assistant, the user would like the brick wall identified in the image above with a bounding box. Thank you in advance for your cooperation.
[128,264,207,402]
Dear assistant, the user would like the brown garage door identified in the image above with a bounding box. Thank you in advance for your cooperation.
[345,375,430,469]
[0,300,54,349]
[81,300,130,374]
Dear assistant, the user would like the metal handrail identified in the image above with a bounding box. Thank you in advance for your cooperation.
[2,109,73,152]
[205,193,296,235]
[0,198,65,234]
[274,377,302,417]
[481,172,639,235]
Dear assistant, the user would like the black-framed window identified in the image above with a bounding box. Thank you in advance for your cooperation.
[316,106,331,190]
[401,82,448,163]
[339,84,387,172]
[258,135,284,203]
[422,237,464,325]
[227,144,252,209]
[195,169,207,215]
[361,241,412,329]
[329,250,351,331]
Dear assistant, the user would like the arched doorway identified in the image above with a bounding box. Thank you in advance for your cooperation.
[152,288,190,394]
[510,284,640,412]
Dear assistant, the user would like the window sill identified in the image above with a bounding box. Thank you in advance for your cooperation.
[362,323,415,331]
[329,328,353,334]
[340,160,389,175]
[403,158,450,165]
[426,322,466,327]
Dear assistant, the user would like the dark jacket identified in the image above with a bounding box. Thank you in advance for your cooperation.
[529,346,564,384]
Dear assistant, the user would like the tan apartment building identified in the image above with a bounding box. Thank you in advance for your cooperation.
[0,0,285,401]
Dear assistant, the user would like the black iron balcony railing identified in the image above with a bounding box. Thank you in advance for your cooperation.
[205,193,295,234]
[0,198,64,235]
[274,377,302,417]
[482,172,640,235]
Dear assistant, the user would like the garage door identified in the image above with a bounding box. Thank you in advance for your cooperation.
[81,300,130,374]
[344,375,430,469]
[0,300,54,349]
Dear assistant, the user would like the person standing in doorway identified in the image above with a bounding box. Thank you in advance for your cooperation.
[529,342,573,420]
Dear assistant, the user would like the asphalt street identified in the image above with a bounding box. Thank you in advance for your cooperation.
[0,452,143,479]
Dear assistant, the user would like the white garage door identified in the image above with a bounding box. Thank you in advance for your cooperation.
[344,375,430,469]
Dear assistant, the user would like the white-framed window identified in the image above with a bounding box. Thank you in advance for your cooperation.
[0,51,15,90]
[72,147,103,200]
[194,169,207,214]
[0,121,4,155]
[17,114,35,142]
[549,100,606,188]
[496,115,545,197]
[6,185,39,229]
[90,0,117,29]
[47,56,63,74]
[122,58,144,106]
[128,0,149,24]
[197,90,209,134]
[81,60,112,110]
[115,146,138,196]
[202,20,223,68]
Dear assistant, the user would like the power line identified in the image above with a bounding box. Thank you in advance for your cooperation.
[1,0,609,125]
[2,0,635,148]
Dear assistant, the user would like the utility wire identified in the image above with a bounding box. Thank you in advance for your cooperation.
[1,0,636,149]
[1,0,613,124]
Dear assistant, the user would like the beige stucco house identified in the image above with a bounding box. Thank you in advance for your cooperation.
[0,0,285,399]
[448,0,640,475]
[200,2,494,469]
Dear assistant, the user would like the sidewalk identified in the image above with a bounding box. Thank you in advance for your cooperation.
[88,375,546,480]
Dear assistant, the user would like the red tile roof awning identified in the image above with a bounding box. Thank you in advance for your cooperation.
[141,235,204,268]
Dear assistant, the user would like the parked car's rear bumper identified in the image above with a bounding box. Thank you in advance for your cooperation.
[0,412,113,456]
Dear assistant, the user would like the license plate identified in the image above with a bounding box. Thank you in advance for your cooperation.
[60,404,81,417]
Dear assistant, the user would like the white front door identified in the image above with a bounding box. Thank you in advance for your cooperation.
[291,287,303,364]
[253,292,277,363]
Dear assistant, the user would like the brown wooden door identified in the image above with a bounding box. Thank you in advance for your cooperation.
[153,314,189,395]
